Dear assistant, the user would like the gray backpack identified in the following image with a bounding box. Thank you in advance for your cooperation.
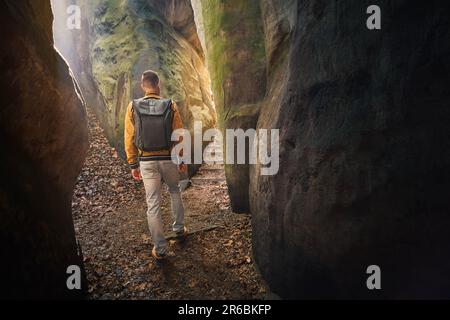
[132,97,175,152]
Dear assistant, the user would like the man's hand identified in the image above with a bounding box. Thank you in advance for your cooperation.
[179,163,187,174]
[131,168,142,181]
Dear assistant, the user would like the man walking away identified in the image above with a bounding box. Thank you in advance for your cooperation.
[124,70,187,261]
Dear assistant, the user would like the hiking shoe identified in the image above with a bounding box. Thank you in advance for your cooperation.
[152,247,167,261]
[175,227,188,242]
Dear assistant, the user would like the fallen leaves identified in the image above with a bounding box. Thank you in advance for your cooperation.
[141,234,151,244]
[72,108,267,300]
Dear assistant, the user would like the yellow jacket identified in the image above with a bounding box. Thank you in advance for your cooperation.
[124,92,184,169]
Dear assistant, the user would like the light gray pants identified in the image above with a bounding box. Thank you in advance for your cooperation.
[140,160,185,255]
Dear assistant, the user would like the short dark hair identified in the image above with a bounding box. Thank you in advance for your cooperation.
[142,70,160,88]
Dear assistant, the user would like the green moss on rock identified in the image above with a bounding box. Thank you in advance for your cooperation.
[54,0,216,155]
[200,0,267,128]
[197,0,267,212]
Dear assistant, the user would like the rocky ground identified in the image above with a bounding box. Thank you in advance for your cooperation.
[72,109,267,300]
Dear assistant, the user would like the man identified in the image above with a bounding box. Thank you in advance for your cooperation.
[124,70,187,261]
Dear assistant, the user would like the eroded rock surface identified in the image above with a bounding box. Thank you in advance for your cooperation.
[250,0,450,299]
[195,0,267,212]
[52,0,216,158]
[0,0,89,298]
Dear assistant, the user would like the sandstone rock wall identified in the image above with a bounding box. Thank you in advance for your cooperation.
[0,0,89,298]
[196,0,267,212]
[250,0,450,299]
[52,0,216,158]
[194,0,450,299]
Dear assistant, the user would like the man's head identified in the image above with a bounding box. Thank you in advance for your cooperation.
[141,70,161,94]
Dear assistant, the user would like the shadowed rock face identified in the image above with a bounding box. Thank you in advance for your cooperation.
[195,0,267,213]
[250,0,450,299]
[52,0,216,159]
[194,0,450,299]
[0,0,89,298]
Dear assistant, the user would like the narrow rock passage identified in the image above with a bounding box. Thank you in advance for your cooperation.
[72,109,267,299]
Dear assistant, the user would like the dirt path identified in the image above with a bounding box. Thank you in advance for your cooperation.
[72,109,267,299]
